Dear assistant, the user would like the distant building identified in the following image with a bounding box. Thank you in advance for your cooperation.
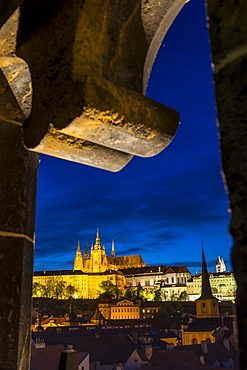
[97,299,160,321]
[123,265,191,289]
[33,269,125,299]
[122,265,166,289]
[187,254,235,301]
[101,299,140,320]
[182,249,230,346]
[31,341,89,370]
[74,229,146,273]
[216,256,226,273]
[187,272,236,301]
[195,249,219,319]
[122,265,191,300]
[34,230,145,299]
[33,230,236,302]
[176,336,240,369]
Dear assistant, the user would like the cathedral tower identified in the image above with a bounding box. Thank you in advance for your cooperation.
[91,229,108,272]
[84,242,89,259]
[196,246,219,318]
[74,240,83,270]
[111,239,115,257]
[216,256,226,272]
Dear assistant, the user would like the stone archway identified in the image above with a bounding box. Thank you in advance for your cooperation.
[0,0,246,368]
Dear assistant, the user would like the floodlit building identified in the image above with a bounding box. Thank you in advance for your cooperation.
[74,229,146,273]
[187,271,236,301]
[195,249,219,319]
[187,256,236,301]
[97,299,160,321]
[33,231,236,302]
[33,269,125,299]
[181,249,231,346]
[33,230,145,299]
[216,256,226,273]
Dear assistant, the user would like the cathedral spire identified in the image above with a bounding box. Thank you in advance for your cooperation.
[94,228,103,250]
[84,242,89,259]
[96,228,100,245]
[111,239,115,257]
[74,240,83,270]
[195,242,219,318]
[201,243,214,299]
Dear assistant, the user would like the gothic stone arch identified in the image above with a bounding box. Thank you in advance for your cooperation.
[0,0,246,368]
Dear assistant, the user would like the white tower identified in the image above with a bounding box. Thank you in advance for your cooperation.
[216,256,226,272]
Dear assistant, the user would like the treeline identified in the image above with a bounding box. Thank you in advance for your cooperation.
[98,281,188,302]
[32,279,189,302]
[33,278,77,299]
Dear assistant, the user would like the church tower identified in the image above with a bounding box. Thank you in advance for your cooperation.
[196,246,219,318]
[111,239,115,257]
[84,242,89,260]
[216,256,226,272]
[74,240,83,270]
[91,229,107,272]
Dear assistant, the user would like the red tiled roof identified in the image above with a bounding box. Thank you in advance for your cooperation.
[31,344,65,370]
[148,348,212,369]
[165,266,191,273]
[45,334,137,365]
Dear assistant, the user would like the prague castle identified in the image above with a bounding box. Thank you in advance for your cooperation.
[74,229,146,273]
[33,231,236,301]
[33,230,146,299]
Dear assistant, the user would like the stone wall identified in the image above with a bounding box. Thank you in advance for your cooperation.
[207,0,247,368]
[0,0,246,368]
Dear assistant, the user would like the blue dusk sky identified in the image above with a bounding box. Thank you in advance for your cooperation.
[34,0,232,275]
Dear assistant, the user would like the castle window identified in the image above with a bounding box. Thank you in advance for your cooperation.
[192,338,197,344]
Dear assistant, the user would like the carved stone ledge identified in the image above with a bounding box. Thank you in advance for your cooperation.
[32,125,133,172]
[16,0,182,162]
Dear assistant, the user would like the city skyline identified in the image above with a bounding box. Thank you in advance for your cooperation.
[34,0,232,275]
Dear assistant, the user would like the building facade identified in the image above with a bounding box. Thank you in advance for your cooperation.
[74,230,146,273]
[33,231,235,302]
[33,230,145,299]
[98,299,160,320]
[33,269,125,299]
[187,271,236,301]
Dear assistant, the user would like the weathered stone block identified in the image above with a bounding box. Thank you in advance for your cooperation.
[0,118,38,369]
[16,0,180,161]
[34,125,132,172]
[208,0,247,367]
[0,120,38,236]
[0,57,31,123]
[0,236,33,370]
[207,0,247,66]
[0,1,24,30]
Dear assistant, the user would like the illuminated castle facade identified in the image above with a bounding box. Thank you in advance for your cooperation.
[33,230,145,299]
[74,229,146,273]
[33,231,236,301]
